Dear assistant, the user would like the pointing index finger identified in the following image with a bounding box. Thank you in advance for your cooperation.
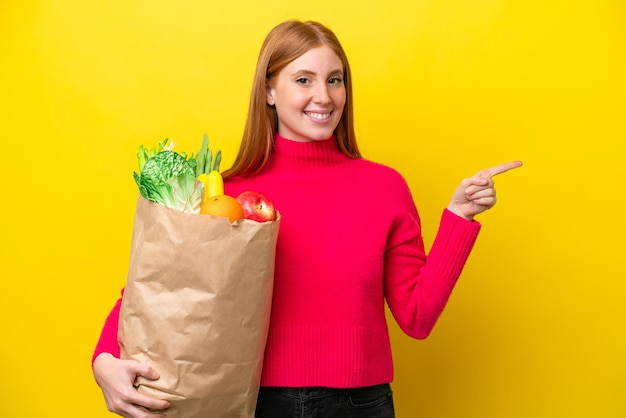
[480,160,523,179]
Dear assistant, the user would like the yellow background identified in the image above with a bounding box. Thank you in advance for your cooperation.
[1,1,624,417]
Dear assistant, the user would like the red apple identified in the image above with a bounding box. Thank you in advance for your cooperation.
[236,191,277,222]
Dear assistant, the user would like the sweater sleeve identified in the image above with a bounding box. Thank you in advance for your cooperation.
[91,290,123,365]
[384,199,481,339]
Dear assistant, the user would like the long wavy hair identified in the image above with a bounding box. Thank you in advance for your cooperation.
[222,20,360,178]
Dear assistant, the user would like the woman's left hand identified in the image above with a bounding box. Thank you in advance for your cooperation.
[447,161,523,221]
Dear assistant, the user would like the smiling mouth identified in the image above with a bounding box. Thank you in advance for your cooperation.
[305,111,331,121]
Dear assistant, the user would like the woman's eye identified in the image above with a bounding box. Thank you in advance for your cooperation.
[328,76,343,85]
[295,77,309,84]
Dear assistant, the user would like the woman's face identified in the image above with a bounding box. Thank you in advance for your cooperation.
[266,45,346,142]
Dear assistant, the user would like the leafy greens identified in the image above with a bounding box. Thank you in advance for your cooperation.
[133,141,203,213]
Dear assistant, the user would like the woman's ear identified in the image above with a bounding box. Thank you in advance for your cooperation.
[266,85,275,106]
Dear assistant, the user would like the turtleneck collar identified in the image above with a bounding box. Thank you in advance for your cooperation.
[266,133,353,174]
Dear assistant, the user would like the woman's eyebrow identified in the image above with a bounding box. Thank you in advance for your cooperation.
[290,69,344,77]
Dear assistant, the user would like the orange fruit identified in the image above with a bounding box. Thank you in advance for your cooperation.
[200,194,245,223]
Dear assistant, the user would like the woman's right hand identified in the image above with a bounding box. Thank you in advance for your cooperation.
[93,353,171,418]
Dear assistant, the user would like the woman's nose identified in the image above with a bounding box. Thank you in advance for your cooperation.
[312,85,331,104]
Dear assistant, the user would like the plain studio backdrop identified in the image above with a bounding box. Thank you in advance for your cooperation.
[1,1,624,417]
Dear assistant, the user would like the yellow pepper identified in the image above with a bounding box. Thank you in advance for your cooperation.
[198,170,224,200]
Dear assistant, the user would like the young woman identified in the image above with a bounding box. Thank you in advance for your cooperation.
[92,20,521,418]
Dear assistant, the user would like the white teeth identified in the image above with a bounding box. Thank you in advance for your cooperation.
[306,112,330,120]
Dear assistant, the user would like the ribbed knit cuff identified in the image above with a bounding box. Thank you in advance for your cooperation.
[428,209,481,279]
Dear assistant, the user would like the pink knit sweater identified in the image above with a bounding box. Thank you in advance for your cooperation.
[93,134,481,388]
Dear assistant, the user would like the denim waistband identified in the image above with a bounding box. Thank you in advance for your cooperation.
[260,383,391,402]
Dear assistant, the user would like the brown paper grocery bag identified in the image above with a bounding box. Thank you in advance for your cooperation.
[119,195,279,418]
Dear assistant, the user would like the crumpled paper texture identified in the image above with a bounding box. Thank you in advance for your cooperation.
[119,196,280,418]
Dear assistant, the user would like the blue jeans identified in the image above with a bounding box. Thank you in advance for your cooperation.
[255,383,395,418]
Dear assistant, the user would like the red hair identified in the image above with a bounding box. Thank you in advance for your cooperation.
[222,20,360,178]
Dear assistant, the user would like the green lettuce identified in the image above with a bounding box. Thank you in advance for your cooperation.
[133,145,203,213]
